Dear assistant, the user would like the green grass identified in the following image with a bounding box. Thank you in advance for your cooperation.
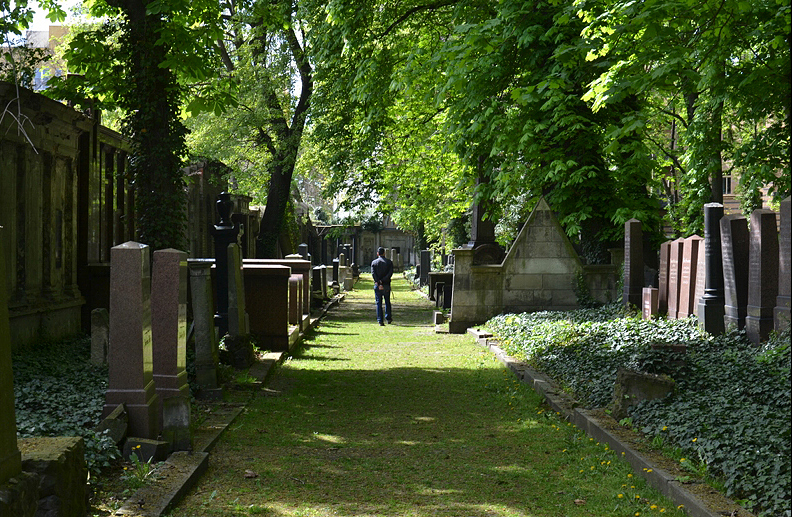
[169,276,686,517]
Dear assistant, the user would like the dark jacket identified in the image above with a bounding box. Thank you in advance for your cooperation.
[371,255,393,287]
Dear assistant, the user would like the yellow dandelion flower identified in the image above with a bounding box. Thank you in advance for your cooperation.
[651,505,658,510]
[692,438,697,442]
[647,469,653,473]
[662,426,668,431]
[677,505,684,510]
[618,494,624,499]
[628,474,633,478]
[660,509,666,513]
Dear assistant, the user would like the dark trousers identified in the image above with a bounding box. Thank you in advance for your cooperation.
[374,285,392,323]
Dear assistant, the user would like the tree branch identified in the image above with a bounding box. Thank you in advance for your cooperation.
[376,0,459,39]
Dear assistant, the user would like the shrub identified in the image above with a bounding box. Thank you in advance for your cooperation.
[485,308,791,517]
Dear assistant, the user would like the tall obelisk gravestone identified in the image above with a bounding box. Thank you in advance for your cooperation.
[623,219,643,307]
[698,203,725,334]
[1,237,22,485]
[104,242,160,439]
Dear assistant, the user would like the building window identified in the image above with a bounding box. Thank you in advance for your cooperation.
[723,174,732,195]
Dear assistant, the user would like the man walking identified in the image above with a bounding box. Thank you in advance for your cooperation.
[371,247,393,325]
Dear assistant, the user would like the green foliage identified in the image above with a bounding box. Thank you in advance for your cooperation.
[12,335,120,479]
[485,309,791,516]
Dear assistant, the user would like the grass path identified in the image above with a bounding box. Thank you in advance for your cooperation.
[169,276,686,517]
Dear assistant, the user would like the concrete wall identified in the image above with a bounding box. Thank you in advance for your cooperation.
[449,198,618,333]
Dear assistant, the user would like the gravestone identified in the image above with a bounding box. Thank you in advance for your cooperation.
[623,219,643,307]
[658,241,671,314]
[720,215,750,330]
[442,283,452,309]
[677,235,703,319]
[666,238,685,319]
[420,250,431,287]
[642,288,659,320]
[698,203,725,334]
[1,238,22,485]
[345,244,352,265]
[91,308,109,366]
[211,192,240,337]
[339,253,346,270]
[320,265,328,299]
[187,259,221,398]
[693,242,706,317]
[289,275,301,326]
[435,283,445,308]
[151,249,191,450]
[746,209,779,344]
[332,258,340,287]
[298,243,309,260]
[104,242,160,439]
[226,244,253,368]
[775,197,791,332]
[227,244,248,338]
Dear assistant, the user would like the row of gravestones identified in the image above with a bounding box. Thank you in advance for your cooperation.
[625,198,790,344]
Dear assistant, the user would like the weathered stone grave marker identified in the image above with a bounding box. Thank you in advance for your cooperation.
[776,197,791,332]
[420,250,431,287]
[721,215,749,330]
[90,307,109,366]
[746,209,779,344]
[677,235,703,319]
[623,219,643,307]
[642,287,659,320]
[151,249,191,451]
[104,241,160,439]
[666,238,685,319]
[188,259,221,399]
[1,237,22,486]
[698,203,725,334]
[658,241,671,314]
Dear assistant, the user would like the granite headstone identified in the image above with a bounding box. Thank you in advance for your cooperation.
[720,215,749,330]
[745,209,779,344]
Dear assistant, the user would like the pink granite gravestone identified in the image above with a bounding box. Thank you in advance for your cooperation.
[151,249,189,401]
[666,238,685,319]
[151,249,191,450]
[775,197,791,332]
[642,288,659,320]
[746,210,779,344]
[658,241,671,314]
[721,215,749,330]
[1,237,22,485]
[693,243,706,317]
[104,242,160,439]
[677,235,703,319]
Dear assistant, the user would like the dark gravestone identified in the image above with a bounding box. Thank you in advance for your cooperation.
[320,265,328,300]
[187,259,221,398]
[420,250,431,287]
[435,283,444,308]
[91,307,109,366]
[775,197,791,332]
[698,203,725,334]
[289,275,301,326]
[677,236,702,319]
[211,192,240,337]
[104,242,160,439]
[298,243,309,261]
[1,235,22,485]
[442,283,453,309]
[623,219,643,307]
[746,209,779,344]
[720,215,750,330]
[151,249,190,426]
[332,258,340,287]
[658,241,671,314]
[666,238,685,320]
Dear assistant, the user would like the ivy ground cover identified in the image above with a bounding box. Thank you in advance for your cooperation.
[485,307,791,517]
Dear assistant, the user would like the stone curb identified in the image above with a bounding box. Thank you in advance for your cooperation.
[112,292,347,516]
[467,328,751,517]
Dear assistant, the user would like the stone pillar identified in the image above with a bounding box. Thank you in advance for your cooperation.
[187,259,221,398]
[697,203,725,334]
[289,275,301,326]
[623,219,643,307]
[666,238,685,319]
[746,209,779,344]
[642,288,659,320]
[658,241,671,314]
[677,235,703,319]
[211,192,240,337]
[1,237,21,485]
[332,258,340,286]
[720,215,749,330]
[320,265,329,300]
[420,250,431,287]
[298,243,309,260]
[151,249,191,451]
[104,242,160,439]
[775,197,791,332]
[339,252,346,269]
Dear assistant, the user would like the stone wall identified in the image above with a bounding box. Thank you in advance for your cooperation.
[449,198,618,333]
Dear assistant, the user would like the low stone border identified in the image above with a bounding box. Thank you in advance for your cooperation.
[467,328,754,517]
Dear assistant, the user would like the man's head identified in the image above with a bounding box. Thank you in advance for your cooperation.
[378,247,386,256]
